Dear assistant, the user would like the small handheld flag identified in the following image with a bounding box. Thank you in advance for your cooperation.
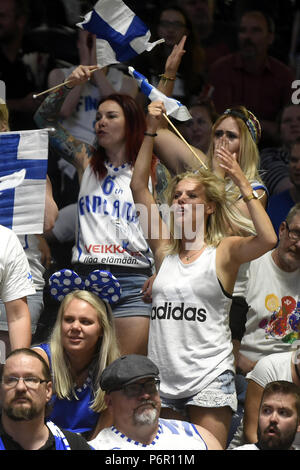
[77,0,164,68]
[128,67,192,121]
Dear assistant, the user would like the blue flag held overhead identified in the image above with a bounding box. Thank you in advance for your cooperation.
[76,0,164,68]
[0,129,48,234]
[128,67,192,121]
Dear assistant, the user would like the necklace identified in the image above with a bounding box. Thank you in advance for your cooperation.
[185,251,200,261]
[183,244,206,261]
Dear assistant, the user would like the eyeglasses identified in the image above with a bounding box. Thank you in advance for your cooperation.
[116,379,160,398]
[159,20,186,30]
[2,376,49,390]
[285,222,300,242]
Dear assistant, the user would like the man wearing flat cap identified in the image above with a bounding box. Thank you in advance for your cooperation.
[88,355,222,450]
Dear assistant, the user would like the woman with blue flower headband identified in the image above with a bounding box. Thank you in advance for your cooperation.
[33,285,120,439]
[206,105,268,218]
[154,104,267,228]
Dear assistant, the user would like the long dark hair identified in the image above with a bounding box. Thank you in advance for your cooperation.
[91,94,151,179]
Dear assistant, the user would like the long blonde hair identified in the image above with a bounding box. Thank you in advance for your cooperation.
[0,102,10,131]
[206,106,262,198]
[163,168,256,255]
[49,290,120,412]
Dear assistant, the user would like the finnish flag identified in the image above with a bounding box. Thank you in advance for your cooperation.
[0,129,48,234]
[76,0,164,68]
[128,67,192,121]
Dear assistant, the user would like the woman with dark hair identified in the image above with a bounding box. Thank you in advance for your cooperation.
[34,65,156,356]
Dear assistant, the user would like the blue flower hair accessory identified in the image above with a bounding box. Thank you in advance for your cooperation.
[49,269,122,305]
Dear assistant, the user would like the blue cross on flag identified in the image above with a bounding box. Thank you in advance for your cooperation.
[0,129,48,234]
[76,0,164,68]
[128,67,192,121]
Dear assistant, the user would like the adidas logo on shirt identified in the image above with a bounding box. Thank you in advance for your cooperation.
[151,302,207,322]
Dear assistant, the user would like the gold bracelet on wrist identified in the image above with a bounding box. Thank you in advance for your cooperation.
[159,74,176,85]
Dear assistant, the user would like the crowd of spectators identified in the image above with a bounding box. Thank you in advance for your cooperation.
[1,0,300,452]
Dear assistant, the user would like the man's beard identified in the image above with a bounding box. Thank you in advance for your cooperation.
[4,398,41,422]
[133,401,159,426]
[257,423,298,450]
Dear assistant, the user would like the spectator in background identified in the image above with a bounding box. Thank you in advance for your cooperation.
[178,99,219,154]
[0,348,92,450]
[0,0,46,130]
[178,0,234,68]
[231,350,300,449]
[89,354,222,450]
[267,137,300,236]
[260,104,300,196]
[33,289,120,437]
[236,203,300,377]
[208,10,295,146]
[233,381,300,451]
[133,3,205,106]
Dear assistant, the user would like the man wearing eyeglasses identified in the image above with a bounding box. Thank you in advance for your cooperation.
[88,354,222,450]
[0,348,92,450]
[235,203,300,377]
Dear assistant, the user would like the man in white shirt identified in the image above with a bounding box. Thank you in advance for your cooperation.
[0,225,35,361]
[237,203,300,374]
[88,354,222,450]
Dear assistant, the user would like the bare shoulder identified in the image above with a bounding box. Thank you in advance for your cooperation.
[194,424,223,450]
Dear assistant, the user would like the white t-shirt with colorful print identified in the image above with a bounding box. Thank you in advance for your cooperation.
[240,250,300,362]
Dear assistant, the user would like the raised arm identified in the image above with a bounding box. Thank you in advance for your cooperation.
[34,65,97,179]
[152,36,208,175]
[130,102,170,269]
[156,35,187,99]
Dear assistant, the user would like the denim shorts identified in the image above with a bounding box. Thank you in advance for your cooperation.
[73,263,152,318]
[109,272,152,318]
[0,291,44,333]
[161,370,238,414]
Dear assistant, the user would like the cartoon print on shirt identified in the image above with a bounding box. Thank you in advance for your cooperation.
[258,294,300,343]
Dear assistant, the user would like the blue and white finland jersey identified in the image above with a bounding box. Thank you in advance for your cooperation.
[72,163,154,268]
[88,418,208,450]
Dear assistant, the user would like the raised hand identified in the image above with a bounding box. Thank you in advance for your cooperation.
[146,101,166,133]
[215,145,249,190]
[65,65,99,88]
[164,35,187,79]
